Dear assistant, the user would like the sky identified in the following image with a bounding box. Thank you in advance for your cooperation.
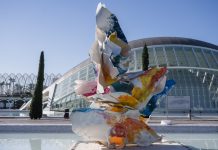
[0,0,217,75]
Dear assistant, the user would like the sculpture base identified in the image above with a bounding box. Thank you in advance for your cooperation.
[71,139,189,150]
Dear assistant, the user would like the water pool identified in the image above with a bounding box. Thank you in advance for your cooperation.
[0,133,217,150]
[162,133,218,150]
[0,133,80,150]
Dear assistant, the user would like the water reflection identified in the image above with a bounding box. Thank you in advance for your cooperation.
[0,133,80,150]
[0,133,217,150]
[30,139,41,150]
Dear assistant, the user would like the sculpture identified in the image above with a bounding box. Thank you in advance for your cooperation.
[71,3,175,149]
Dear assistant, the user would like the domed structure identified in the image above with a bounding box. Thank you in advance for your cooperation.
[44,37,218,114]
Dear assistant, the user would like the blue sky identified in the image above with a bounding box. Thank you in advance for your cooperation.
[0,0,217,75]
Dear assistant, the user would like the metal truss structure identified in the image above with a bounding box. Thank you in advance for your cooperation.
[0,73,61,109]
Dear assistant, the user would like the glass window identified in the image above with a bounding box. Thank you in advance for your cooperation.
[155,47,167,66]
[193,48,208,68]
[79,67,87,80]
[174,47,188,66]
[53,75,77,102]
[61,78,69,96]
[203,49,218,69]
[66,72,78,93]
[183,47,198,67]
[53,83,62,101]
[70,73,78,82]
[165,46,177,66]
[88,64,96,80]
[148,47,156,67]
[212,51,218,65]
[65,95,71,103]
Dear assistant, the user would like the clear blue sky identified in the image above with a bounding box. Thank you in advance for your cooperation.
[0,0,217,75]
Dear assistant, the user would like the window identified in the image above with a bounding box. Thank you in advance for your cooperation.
[174,47,188,66]
[135,49,142,70]
[193,48,208,68]
[79,67,87,80]
[155,47,167,66]
[212,51,218,65]
[148,47,156,67]
[203,49,218,69]
[183,47,198,67]
[88,64,96,80]
[165,46,177,66]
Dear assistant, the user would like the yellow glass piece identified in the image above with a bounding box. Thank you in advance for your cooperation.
[109,32,130,57]
[101,61,117,85]
[131,67,165,104]
[109,106,125,113]
[117,95,139,108]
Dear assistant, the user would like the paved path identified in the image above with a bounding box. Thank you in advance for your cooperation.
[1,117,218,125]
[0,117,218,133]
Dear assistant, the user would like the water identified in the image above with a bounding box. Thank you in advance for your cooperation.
[0,133,217,150]
[0,133,81,150]
[162,133,218,150]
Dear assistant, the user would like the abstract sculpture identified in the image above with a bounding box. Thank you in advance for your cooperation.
[71,3,175,149]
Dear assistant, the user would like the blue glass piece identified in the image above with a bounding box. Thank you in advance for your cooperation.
[139,79,176,117]
[105,14,128,43]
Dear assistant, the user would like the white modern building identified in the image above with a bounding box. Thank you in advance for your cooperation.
[43,37,218,114]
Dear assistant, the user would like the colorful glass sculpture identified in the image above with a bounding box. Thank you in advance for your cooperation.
[71,3,175,149]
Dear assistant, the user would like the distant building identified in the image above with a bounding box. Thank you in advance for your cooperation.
[0,73,61,109]
[43,37,218,113]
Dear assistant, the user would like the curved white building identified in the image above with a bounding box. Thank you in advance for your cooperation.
[43,37,218,113]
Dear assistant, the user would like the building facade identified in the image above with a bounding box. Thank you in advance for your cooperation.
[44,37,218,113]
[0,73,61,109]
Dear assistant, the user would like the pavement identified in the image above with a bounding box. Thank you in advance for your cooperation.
[0,117,218,126]
[0,117,218,133]
[1,117,218,125]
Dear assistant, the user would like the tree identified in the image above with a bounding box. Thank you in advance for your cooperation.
[142,42,149,71]
[29,51,44,119]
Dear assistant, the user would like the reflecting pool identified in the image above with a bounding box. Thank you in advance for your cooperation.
[162,133,218,150]
[0,133,217,150]
[0,133,81,150]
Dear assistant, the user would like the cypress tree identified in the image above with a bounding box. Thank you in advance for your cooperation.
[142,42,149,71]
[29,51,44,119]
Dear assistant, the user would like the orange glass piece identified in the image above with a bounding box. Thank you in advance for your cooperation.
[109,136,125,149]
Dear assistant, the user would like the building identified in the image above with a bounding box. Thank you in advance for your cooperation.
[0,73,61,109]
[43,37,218,114]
